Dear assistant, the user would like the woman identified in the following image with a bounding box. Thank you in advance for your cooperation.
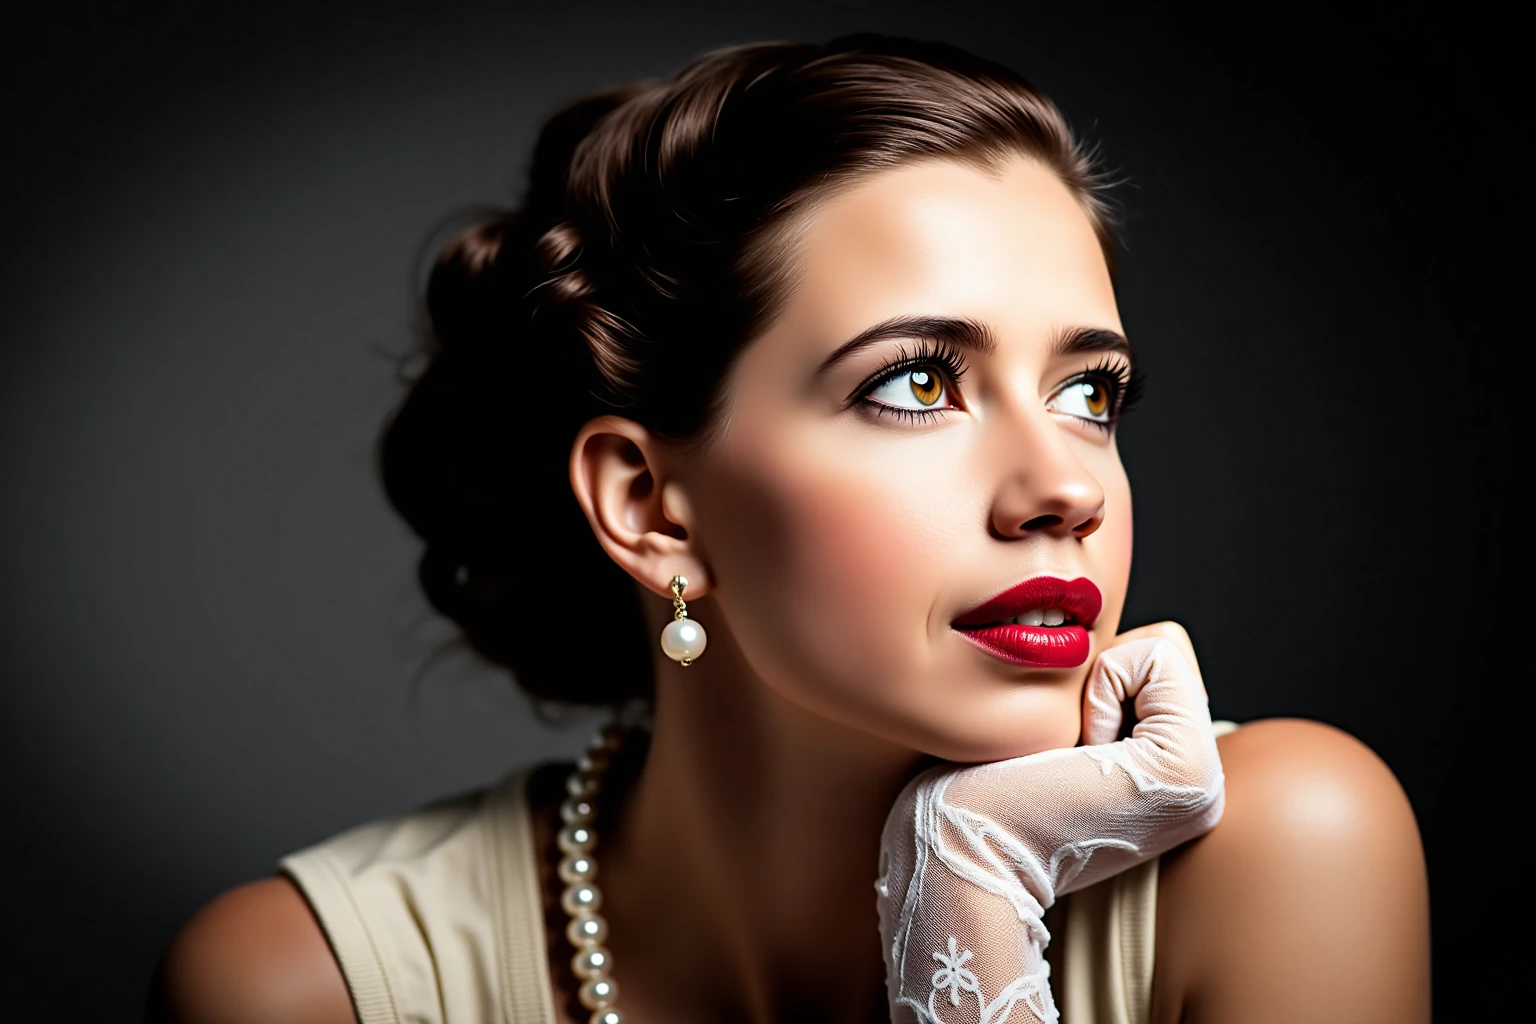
[150,32,1430,1024]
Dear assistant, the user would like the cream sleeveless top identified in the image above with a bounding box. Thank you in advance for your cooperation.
[279,721,1238,1024]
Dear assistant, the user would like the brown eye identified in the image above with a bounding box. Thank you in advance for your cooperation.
[866,364,950,411]
[908,368,942,406]
[1082,381,1109,417]
[1047,378,1117,424]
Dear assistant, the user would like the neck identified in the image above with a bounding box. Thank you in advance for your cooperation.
[598,602,926,1024]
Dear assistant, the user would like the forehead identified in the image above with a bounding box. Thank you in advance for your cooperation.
[774,153,1118,344]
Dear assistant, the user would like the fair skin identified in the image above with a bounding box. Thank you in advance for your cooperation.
[150,154,1431,1023]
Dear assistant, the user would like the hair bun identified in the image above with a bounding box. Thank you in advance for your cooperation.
[424,81,657,362]
[525,81,658,213]
[424,209,527,360]
[381,38,1114,711]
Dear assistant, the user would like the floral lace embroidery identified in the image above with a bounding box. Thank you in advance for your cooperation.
[931,936,979,1005]
[921,934,1057,1024]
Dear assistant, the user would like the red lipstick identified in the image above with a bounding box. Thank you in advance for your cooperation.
[951,576,1103,669]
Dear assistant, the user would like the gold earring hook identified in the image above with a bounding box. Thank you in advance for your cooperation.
[670,574,689,621]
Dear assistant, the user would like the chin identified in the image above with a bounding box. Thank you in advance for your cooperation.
[891,688,1086,765]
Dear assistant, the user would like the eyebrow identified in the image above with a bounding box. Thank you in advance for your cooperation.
[815,314,1134,374]
[1054,325,1135,361]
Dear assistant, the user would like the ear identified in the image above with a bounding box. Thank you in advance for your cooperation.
[568,415,710,601]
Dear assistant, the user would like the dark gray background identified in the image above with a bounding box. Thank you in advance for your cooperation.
[2,2,1522,1021]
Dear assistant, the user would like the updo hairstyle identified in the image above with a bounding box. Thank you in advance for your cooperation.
[377,33,1117,712]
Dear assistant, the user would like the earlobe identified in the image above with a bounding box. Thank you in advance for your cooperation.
[568,415,710,599]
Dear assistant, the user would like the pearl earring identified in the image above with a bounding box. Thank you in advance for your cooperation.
[659,574,707,667]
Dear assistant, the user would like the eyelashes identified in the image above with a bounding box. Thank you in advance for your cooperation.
[1074,354,1145,427]
[848,337,972,424]
[848,338,1144,430]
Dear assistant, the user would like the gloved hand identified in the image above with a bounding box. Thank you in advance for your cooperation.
[873,630,1226,1024]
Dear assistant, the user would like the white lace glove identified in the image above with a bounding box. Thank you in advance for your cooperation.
[874,635,1226,1024]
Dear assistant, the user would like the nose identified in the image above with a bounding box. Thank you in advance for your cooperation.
[989,408,1106,541]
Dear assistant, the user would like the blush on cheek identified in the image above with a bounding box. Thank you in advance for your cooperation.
[776,473,932,669]
[1093,476,1134,635]
[796,489,924,606]
[698,440,947,708]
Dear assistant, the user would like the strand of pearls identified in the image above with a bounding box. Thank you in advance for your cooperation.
[557,723,626,1024]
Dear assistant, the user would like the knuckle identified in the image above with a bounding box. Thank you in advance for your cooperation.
[1145,620,1192,645]
[1113,620,1192,649]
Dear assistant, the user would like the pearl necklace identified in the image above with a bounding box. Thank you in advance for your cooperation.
[556,722,628,1024]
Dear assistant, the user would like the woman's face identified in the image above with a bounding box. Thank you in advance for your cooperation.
[688,153,1133,762]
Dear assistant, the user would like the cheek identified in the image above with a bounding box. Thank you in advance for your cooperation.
[690,419,1137,760]
[696,428,964,717]
[1091,457,1134,636]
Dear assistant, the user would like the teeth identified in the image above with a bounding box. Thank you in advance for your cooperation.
[1006,608,1070,627]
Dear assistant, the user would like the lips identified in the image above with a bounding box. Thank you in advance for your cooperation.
[950,576,1103,669]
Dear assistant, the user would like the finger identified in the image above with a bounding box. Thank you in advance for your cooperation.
[1081,621,1204,743]
[1111,620,1203,684]
[1080,635,1208,746]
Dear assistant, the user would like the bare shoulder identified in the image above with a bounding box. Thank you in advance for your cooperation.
[1152,718,1431,1024]
[145,876,357,1024]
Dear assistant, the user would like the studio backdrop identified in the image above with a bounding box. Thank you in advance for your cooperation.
[1,3,1520,1021]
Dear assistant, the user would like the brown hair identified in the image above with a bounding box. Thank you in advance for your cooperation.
[377,32,1117,713]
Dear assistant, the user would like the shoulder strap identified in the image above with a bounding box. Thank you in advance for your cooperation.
[280,835,404,1024]
[483,767,560,1024]
[1047,718,1240,1023]
[1051,855,1159,1024]
[277,766,555,1024]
